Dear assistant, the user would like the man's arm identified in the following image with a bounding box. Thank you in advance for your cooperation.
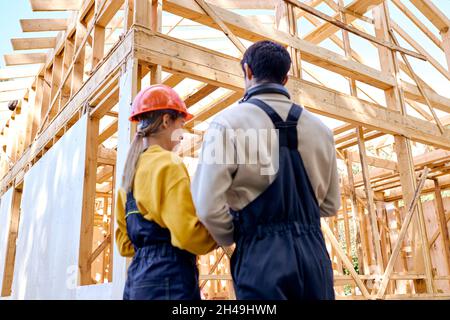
[192,122,237,246]
[320,140,341,217]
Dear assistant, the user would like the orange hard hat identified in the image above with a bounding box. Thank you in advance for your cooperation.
[129,84,193,122]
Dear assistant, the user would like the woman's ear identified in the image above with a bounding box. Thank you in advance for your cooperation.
[162,113,171,129]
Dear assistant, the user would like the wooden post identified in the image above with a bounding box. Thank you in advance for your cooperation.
[357,127,384,277]
[124,0,135,31]
[60,37,75,109]
[71,21,87,96]
[433,179,450,281]
[376,168,429,299]
[1,188,22,297]
[373,2,434,294]
[91,25,105,70]
[321,220,371,299]
[344,150,367,275]
[150,0,162,83]
[79,115,100,285]
[440,29,450,72]
[49,54,63,120]
[134,0,152,28]
[111,57,140,299]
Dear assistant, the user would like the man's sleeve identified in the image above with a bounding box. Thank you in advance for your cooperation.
[191,122,237,246]
[320,138,341,217]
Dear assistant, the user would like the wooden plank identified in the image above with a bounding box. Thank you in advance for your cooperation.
[194,0,246,54]
[71,22,88,96]
[20,18,68,32]
[345,151,369,275]
[0,90,27,103]
[433,180,450,279]
[0,66,41,80]
[30,0,82,11]
[374,3,435,294]
[286,0,426,60]
[409,0,450,32]
[96,0,125,27]
[442,30,450,73]
[388,30,445,133]
[163,0,396,90]
[79,115,99,285]
[0,29,133,194]
[4,53,47,66]
[134,0,152,27]
[91,25,106,69]
[184,84,218,107]
[1,189,22,297]
[303,0,385,44]
[185,91,241,129]
[0,79,33,93]
[134,28,450,149]
[321,220,371,299]
[87,234,111,265]
[392,21,450,81]
[11,37,57,50]
[391,0,442,49]
[376,168,429,299]
[98,120,118,145]
[162,73,184,87]
[357,127,384,274]
[60,37,75,108]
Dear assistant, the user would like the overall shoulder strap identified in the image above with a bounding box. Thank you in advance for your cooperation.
[245,98,284,127]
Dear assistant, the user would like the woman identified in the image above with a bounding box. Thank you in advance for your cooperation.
[115,84,217,300]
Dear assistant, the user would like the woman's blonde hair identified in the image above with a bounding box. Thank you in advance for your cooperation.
[121,109,182,192]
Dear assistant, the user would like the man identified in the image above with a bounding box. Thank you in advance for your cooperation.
[192,40,340,299]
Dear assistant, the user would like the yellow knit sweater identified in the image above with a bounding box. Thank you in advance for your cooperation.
[115,145,217,257]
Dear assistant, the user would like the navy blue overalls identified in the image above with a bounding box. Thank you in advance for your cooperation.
[123,191,201,300]
[230,97,335,300]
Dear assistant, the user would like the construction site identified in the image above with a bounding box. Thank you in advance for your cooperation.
[0,0,449,300]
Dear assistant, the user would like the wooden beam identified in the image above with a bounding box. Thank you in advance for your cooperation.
[30,0,82,11]
[1,189,22,297]
[194,0,247,54]
[391,21,450,81]
[0,90,27,103]
[20,18,68,32]
[185,91,241,129]
[388,30,445,133]
[409,0,450,32]
[374,4,434,294]
[433,180,450,279]
[321,220,371,299]
[11,37,57,50]
[0,66,41,80]
[162,73,184,87]
[96,0,125,27]
[4,53,47,66]
[79,115,99,285]
[357,127,384,274]
[376,168,429,299]
[98,120,118,145]
[163,0,396,90]
[134,28,450,149]
[442,29,450,73]
[391,0,442,49]
[286,0,426,60]
[303,0,384,44]
[184,84,218,107]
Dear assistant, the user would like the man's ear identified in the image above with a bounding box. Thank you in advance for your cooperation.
[244,63,253,80]
[282,75,288,86]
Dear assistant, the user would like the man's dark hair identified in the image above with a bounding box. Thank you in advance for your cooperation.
[241,40,292,84]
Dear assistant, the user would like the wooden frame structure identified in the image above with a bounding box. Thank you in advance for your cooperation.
[0,0,449,299]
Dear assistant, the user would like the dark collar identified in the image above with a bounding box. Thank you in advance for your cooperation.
[240,83,291,103]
